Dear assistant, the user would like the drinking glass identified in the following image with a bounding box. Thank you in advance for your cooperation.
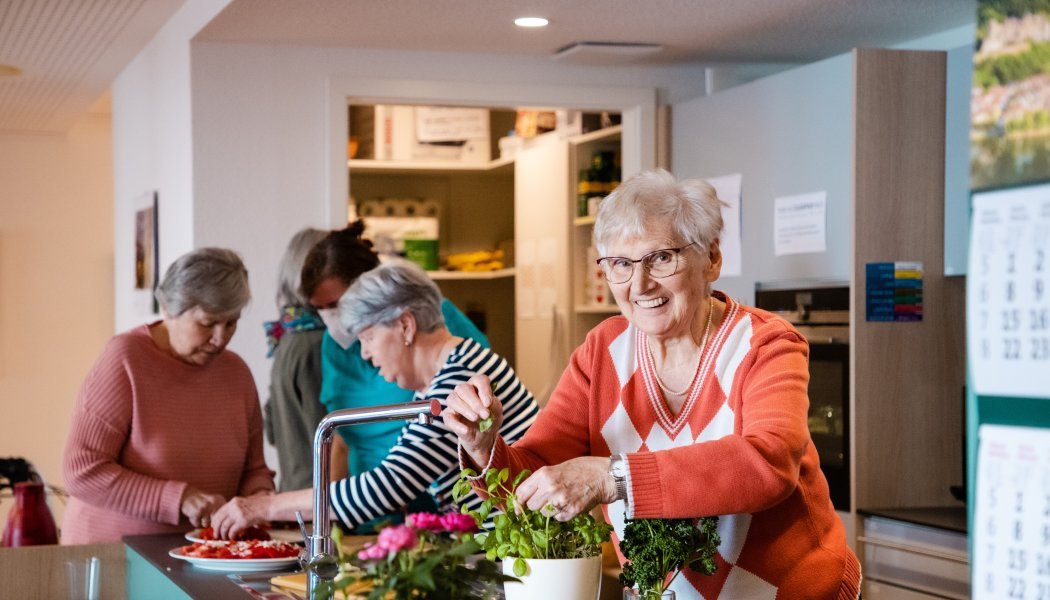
[65,556,100,600]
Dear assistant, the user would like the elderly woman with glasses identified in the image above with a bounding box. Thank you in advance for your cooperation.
[444,169,861,599]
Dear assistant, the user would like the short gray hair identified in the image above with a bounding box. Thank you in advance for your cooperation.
[155,247,251,317]
[593,168,724,254]
[339,260,444,339]
[276,228,327,309]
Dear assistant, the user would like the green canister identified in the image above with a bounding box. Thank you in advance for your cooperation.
[404,238,439,271]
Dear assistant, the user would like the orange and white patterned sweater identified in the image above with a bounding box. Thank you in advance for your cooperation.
[487,292,861,599]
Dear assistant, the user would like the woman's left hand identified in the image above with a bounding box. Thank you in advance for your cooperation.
[514,456,617,521]
[180,486,226,528]
[210,493,273,540]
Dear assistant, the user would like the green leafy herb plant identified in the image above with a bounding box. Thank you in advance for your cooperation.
[452,467,613,577]
[618,517,721,599]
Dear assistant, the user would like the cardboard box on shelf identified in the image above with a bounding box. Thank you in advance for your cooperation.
[373,105,490,164]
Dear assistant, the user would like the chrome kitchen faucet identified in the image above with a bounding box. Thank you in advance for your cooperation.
[306,399,440,599]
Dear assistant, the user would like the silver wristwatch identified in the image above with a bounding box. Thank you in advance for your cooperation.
[609,454,628,502]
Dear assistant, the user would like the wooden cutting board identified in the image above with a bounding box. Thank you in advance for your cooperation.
[269,572,374,599]
[271,535,376,599]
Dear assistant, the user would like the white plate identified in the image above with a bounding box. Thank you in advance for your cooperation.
[168,547,301,572]
[184,528,306,544]
[184,529,209,543]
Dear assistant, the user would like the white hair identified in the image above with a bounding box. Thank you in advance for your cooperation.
[593,168,725,254]
[339,260,444,338]
[276,228,327,309]
[155,247,250,317]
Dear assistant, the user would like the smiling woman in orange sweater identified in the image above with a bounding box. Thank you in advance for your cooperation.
[444,169,861,599]
[61,248,274,544]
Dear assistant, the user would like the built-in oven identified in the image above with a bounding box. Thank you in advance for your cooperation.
[755,282,850,511]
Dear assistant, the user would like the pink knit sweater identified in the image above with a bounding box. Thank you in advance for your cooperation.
[482,293,860,599]
[61,323,274,544]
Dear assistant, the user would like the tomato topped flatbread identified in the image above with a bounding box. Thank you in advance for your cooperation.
[178,540,300,560]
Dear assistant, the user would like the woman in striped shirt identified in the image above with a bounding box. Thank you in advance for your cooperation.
[211,260,539,537]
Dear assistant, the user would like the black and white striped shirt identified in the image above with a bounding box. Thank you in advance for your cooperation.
[329,338,539,529]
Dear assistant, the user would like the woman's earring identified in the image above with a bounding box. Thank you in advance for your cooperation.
[404,337,412,347]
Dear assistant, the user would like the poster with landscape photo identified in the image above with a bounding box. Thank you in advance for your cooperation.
[971,0,1050,190]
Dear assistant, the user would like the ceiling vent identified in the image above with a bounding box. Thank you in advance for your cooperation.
[552,41,663,65]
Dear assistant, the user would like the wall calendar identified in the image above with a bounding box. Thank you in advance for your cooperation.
[974,425,1050,599]
[967,183,1050,399]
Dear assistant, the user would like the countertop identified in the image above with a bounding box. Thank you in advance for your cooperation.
[124,532,303,599]
[125,531,624,599]
[857,505,968,534]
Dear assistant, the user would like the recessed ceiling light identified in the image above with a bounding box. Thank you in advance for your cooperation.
[515,17,549,28]
[0,64,23,78]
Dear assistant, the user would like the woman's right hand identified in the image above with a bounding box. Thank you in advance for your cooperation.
[180,485,226,528]
[442,373,504,465]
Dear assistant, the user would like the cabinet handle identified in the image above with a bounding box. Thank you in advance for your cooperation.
[857,535,969,564]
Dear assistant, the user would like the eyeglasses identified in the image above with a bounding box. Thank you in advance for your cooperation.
[596,242,698,284]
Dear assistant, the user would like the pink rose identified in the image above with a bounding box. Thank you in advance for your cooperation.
[377,524,418,553]
[407,512,444,532]
[357,543,389,561]
[439,512,478,533]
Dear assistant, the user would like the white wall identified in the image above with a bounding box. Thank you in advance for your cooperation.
[0,111,114,528]
[112,0,231,333]
[672,53,855,303]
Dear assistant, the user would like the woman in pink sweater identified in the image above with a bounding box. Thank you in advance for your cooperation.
[445,169,861,599]
[61,248,274,544]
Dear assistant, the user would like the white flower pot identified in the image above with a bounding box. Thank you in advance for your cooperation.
[502,555,602,600]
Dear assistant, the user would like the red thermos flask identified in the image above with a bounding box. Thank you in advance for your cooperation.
[2,482,59,546]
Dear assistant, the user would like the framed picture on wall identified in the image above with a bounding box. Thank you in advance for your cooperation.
[134,191,159,315]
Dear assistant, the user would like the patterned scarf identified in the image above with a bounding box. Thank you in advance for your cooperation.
[263,306,325,358]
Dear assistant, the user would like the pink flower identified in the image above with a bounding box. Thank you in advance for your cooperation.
[377,524,418,553]
[407,512,444,532]
[439,512,478,534]
[357,543,389,561]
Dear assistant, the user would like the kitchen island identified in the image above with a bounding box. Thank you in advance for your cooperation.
[124,532,302,599]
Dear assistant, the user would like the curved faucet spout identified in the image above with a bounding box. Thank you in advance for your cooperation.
[306,399,441,599]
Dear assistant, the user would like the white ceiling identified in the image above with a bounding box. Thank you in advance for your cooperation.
[0,0,184,134]
[0,0,975,134]
[199,0,975,64]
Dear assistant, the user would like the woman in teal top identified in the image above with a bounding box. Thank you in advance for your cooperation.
[318,300,488,476]
[301,222,489,530]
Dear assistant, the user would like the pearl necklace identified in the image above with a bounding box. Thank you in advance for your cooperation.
[649,296,714,397]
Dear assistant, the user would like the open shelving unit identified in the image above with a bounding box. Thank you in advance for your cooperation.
[569,126,622,347]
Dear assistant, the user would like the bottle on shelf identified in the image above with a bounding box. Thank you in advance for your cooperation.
[583,151,621,217]
[577,169,592,218]
[498,130,522,160]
